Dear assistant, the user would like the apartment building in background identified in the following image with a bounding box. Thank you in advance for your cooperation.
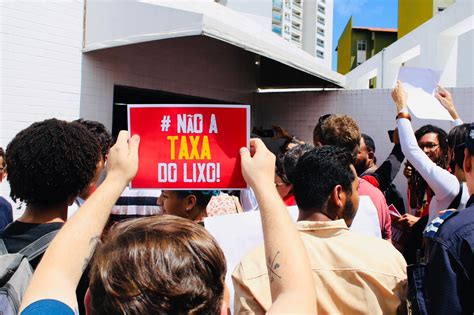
[398,0,456,38]
[223,0,333,69]
[272,0,333,68]
[336,17,397,76]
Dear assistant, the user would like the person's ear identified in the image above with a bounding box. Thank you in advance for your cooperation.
[368,151,375,162]
[314,141,323,147]
[330,185,345,208]
[330,185,346,219]
[185,195,197,212]
[463,148,472,173]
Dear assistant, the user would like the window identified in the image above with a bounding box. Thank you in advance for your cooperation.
[438,7,445,12]
[316,50,324,58]
[284,0,290,7]
[317,15,325,25]
[318,4,325,14]
[321,0,325,3]
[284,12,290,20]
[317,38,324,48]
[292,9,302,19]
[272,23,282,34]
[357,40,367,51]
[292,20,301,29]
[356,40,367,64]
[317,27,325,36]
[284,25,290,34]
[291,33,301,43]
[273,0,283,7]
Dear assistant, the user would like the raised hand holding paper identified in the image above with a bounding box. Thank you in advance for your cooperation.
[397,67,452,121]
[128,105,250,189]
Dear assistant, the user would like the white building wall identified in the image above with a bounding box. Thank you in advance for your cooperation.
[322,0,333,69]
[346,0,473,89]
[223,0,333,68]
[79,37,257,130]
[255,87,474,208]
[302,0,316,56]
[0,0,84,203]
[301,0,333,68]
[222,0,273,29]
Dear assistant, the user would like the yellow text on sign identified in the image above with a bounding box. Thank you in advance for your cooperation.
[167,135,212,160]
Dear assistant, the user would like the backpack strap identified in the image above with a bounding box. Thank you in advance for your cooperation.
[18,230,59,262]
[0,238,9,255]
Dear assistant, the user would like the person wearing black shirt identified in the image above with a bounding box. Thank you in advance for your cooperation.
[1,119,101,314]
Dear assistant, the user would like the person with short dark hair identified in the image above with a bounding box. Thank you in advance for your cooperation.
[68,119,113,216]
[157,190,219,222]
[72,119,112,162]
[233,146,407,314]
[0,147,13,230]
[355,133,377,175]
[357,132,407,215]
[274,144,313,206]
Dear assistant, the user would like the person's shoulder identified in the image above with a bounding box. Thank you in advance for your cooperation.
[0,196,11,206]
[434,207,474,245]
[2,221,62,243]
[358,178,384,198]
[232,244,267,280]
[348,231,407,267]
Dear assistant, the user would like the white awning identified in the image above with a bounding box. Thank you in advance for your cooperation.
[84,0,345,88]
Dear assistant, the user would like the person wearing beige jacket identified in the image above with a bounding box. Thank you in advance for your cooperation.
[233,146,407,314]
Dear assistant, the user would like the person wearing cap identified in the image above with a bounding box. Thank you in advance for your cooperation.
[407,123,474,314]
[157,190,219,222]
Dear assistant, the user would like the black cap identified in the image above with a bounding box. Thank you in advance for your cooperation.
[464,123,474,154]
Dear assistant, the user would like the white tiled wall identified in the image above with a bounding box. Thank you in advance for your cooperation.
[254,87,474,208]
[0,0,84,208]
[0,0,84,146]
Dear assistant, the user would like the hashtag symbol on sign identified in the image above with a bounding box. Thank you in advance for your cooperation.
[160,115,171,132]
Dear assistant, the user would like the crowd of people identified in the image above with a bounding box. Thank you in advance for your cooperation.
[0,82,472,314]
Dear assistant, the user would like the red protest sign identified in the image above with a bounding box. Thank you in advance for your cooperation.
[128,105,250,190]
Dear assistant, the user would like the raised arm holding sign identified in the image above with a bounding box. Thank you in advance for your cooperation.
[128,104,249,190]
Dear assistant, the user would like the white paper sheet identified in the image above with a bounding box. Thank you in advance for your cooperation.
[204,207,299,311]
[397,67,452,121]
[349,195,382,238]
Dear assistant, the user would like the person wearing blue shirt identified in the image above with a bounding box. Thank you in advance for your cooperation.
[410,123,474,314]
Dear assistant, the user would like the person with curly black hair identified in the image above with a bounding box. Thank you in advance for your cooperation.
[0,119,101,315]
[68,119,113,217]
[0,118,101,268]
[73,118,112,162]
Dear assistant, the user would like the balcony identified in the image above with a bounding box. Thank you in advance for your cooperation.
[291,9,302,20]
[291,20,301,30]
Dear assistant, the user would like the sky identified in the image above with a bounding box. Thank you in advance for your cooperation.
[332,0,399,70]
